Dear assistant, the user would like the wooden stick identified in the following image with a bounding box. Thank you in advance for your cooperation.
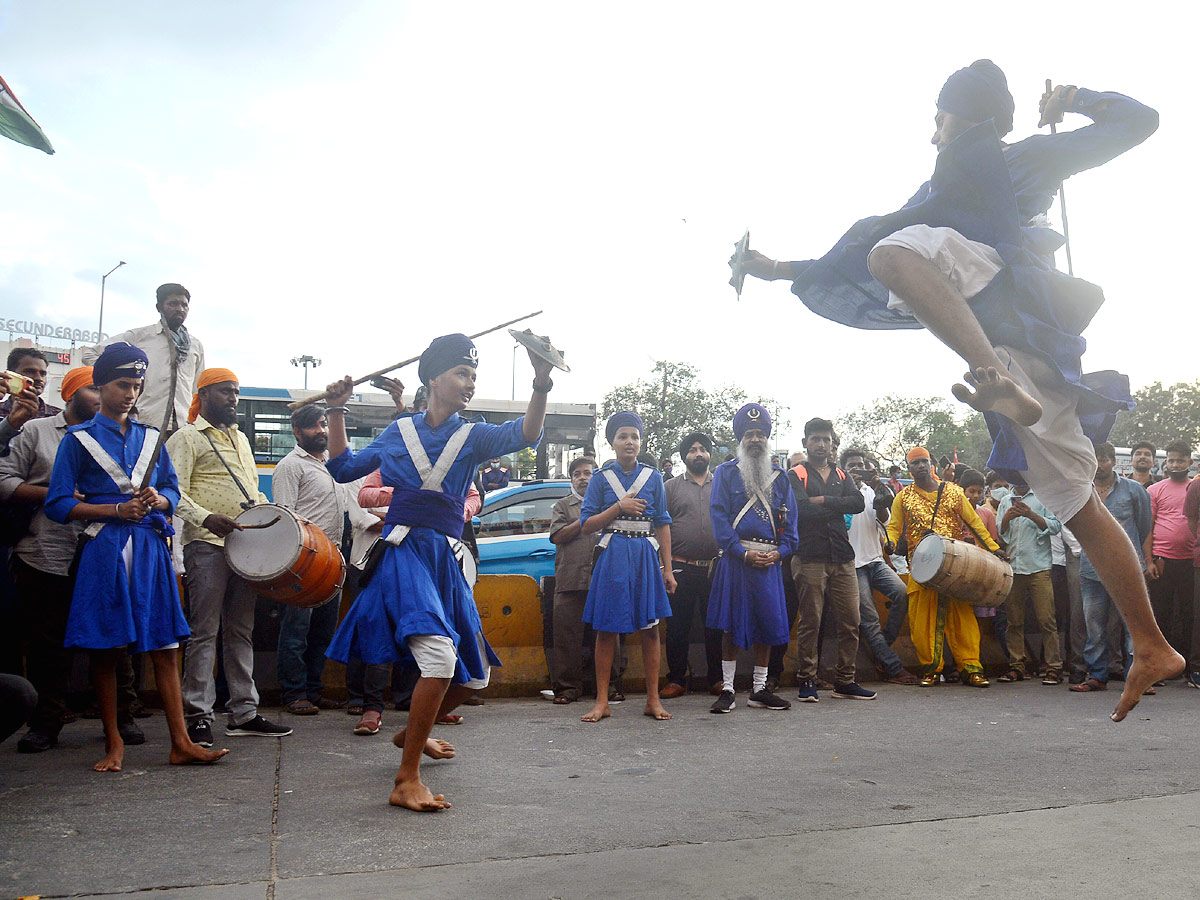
[287,310,543,409]
[1045,78,1074,276]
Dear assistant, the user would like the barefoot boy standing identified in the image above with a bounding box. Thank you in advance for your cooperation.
[45,342,228,771]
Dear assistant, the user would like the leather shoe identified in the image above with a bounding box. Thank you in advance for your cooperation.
[659,682,686,699]
[918,673,938,687]
[709,682,726,696]
[962,672,990,688]
[118,718,146,745]
[17,729,57,753]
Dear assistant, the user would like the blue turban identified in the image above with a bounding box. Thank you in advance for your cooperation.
[937,59,1014,138]
[733,403,772,441]
[605,410,644,445]
[418,333,478,386]
[93,342,149,385]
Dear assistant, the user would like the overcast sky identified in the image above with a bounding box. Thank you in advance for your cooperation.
[1,1,1193,453]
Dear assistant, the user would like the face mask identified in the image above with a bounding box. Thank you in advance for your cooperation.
[989,486,1011,505]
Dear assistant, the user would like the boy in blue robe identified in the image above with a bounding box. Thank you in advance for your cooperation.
[578,411,676,724]
[736,62,1182,720]
[45,342,228,771]
[321,333,553,811]
[707,404,797,713]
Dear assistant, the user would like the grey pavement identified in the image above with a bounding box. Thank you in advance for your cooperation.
[2,679,1198,899]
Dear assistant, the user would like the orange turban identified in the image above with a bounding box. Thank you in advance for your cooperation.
[60,366,94,402]
[188,368,240,423]
[906,447,931,463]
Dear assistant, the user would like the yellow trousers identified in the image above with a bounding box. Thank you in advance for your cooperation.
[906,584,983,675]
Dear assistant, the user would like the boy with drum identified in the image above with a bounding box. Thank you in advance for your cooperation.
[45,342,229,771]
[320,333,554,811]
[886,447,1001,688]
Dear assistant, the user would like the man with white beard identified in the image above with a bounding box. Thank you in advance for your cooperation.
[706,404,798,713]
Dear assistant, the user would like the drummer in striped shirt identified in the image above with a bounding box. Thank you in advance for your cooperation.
[886,447,1003,688]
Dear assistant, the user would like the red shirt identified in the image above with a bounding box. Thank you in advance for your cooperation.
[1182,478,1200,567]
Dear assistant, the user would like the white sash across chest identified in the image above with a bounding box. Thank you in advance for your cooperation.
[382,417,476,550]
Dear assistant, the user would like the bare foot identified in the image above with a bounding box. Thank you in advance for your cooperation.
[1112,648,1184,722]
[580,701,611,723]
[391,730,457,759]
[169,742,230,765]
[390,776,452,811]
[951,367,1042,426]
[93,741,124,772]
[644,702,672,721]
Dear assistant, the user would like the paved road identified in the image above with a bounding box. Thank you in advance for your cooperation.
[2,680,1198,899]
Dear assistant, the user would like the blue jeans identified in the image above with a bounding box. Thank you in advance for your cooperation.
[277,595,340,704]
[856,561,909,676]
[1080,576,1132,683]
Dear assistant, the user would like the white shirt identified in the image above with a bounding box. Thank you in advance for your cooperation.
[848,482,884,567]
[83,319,205,431]
[1050,524,1082,566]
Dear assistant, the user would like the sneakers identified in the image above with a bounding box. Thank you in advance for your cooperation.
[747,690,791,710]
[188,719,214,748]
[832,682,877,700]
[226,715,292,738]
[1187,671,1200,689]
[710,689,736,713]
[118,717,146,745]
[17,729,57,753]
[796,679,820,703]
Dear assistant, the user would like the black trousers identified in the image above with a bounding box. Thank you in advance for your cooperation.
[1149,557,1195,665]
[664,564,723,688]
[11,556,74,735]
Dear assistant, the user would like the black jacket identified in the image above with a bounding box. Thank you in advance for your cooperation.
[788,463,865,564]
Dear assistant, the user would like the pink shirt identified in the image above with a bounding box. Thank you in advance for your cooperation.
[357,468,480,521]
[1149,478,1195,560]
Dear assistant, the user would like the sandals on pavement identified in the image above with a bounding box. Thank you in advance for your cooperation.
[1070,678,1106,692]
[284,699,319,715]
[436,713,464,725]
[1041,671,1063,685]
[997,669,1024,683]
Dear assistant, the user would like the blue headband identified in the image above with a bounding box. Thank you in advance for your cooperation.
[937,59,1014,138]
[605,410,644,445]
[733,403,772,441]
[418,333,478,386]
[93,342,149,385]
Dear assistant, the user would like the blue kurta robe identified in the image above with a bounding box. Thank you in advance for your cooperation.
[786,89,1158,473]
[707,460,798,649]
[324,412,536,681]
[45,413,187,653]
[581,461,672,634]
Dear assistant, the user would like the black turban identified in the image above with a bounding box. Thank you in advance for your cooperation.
[678,431,712,458]
[418,333,478,386]
[937,59,1015,138]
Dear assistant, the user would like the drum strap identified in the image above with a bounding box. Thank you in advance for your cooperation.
[201,429,256,507]
[922,482,946,538]
[598,466,656,550]
[74,429,159,496]
[396,418,475,493]
[732,470,780,533]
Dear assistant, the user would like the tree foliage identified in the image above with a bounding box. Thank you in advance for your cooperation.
[600,361,787,464]
[839,394,993,470]
[1109,381,1200,449]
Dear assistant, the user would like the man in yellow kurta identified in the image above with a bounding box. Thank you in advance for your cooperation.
[887,447,1002,687]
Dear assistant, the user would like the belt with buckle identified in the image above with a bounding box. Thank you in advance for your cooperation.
[741,538,780,554]
[603,516,653,537]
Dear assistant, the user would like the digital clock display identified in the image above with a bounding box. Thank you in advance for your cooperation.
[54,351,72,365]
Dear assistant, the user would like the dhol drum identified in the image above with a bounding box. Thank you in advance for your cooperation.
[223,503,345,608]
[909,532,1013,607]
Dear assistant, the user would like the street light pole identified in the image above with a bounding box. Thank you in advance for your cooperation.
[98,261,127,339]
[290,354,322,390]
